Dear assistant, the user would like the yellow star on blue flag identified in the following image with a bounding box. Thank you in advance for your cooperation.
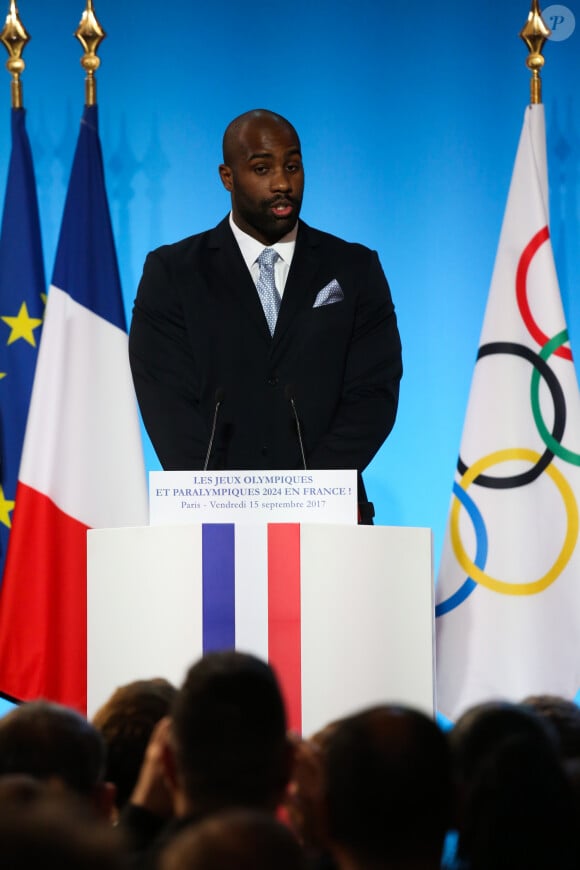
[0,485,15,529]
[1,300,43,347]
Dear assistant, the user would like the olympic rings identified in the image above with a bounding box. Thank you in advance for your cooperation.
[438,224,579,613]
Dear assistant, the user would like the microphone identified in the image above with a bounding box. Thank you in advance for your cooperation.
[203,387,225,471]
[285,384,307,471]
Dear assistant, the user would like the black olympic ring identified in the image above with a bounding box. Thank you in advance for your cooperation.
[457,341,566,489]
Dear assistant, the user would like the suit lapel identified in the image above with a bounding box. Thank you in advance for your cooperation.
[203,218,324,349]
[273,221,322,348]
[205,218,272,341]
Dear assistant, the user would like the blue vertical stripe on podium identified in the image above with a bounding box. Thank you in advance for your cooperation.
[202,524,236,651]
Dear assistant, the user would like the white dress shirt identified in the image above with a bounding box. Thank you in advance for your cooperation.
[229,212,297,298]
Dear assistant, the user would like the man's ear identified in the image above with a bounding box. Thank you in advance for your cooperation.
[219,163,233,191]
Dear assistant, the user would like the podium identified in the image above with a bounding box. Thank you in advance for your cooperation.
[87,523,434,735]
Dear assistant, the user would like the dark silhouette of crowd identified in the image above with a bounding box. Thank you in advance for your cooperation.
[1,651,580,869]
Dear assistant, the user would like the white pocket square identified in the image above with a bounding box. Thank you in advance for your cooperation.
[313,279,344,308]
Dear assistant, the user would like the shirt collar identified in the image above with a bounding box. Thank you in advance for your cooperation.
[229,212,297,271]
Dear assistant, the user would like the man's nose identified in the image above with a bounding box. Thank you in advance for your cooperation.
[270,166,292,191]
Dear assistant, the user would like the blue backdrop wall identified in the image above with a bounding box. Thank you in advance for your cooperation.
[1,0,578,572]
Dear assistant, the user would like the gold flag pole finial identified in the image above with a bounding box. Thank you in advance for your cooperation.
[0,1,30,109]
[75,0,106,107]
[520,0,551,104]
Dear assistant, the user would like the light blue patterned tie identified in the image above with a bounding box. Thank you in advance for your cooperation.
[256,247,281,336]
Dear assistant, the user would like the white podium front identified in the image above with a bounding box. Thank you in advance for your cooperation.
[87,524,434,735]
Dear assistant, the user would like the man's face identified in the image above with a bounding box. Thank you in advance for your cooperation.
[219,118,304,245]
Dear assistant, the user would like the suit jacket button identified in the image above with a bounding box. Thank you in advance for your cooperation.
[261,446,269,456]
[267,376,279,387]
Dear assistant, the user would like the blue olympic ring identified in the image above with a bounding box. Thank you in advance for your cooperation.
[435,481,488,617]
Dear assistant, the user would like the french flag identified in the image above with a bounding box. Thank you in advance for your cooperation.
[201,523,302,732]
[0,105,148,712]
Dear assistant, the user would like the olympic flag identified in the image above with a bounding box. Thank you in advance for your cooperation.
[435,104,580,723]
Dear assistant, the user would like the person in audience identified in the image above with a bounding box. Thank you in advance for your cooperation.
[167,650,291,814]
[0,778,127,869]
[160,808,306,870]
[522,693,580,761]
[0,699,115,820]
[92,676,177,815]
[449,700,579,870]
[323,705,454,870]
[285,721,338,869]
[121,650,293,862]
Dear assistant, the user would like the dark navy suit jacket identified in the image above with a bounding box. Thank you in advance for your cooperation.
[129,217,402,508]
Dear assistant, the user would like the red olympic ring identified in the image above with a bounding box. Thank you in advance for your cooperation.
[516,226,573,362]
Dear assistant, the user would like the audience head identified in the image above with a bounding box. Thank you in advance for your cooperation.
[0,780,127,870]
[323,705,454,868]
[450,699,560,783]
[0,700,106,800]
[92,676,177,809]
[522,693,580,760]
[167,650,291,815]
[450,700,578,870]
[161,809,306,870]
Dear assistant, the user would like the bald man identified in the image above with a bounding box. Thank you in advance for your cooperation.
[129,109,402,522]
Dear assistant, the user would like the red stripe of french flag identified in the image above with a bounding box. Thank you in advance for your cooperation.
[268,524,301,734]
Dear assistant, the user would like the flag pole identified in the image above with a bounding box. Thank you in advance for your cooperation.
[0,0,30,109]
[519,0,551,105]
[74,0,105,108]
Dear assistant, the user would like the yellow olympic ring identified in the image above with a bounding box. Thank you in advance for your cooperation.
[450,448,578,595]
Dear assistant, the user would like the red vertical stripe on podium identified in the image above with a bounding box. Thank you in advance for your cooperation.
[268,523,301,733]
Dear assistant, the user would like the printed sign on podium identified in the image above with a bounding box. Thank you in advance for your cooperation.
[149,468,358,525]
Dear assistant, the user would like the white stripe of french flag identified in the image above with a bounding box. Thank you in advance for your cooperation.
[203,523,302,733]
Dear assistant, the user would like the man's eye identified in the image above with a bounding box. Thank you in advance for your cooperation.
[287,163,301,173]
[253,165,268,174]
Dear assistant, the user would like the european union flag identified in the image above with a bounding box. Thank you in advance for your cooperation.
[0,108,45,583]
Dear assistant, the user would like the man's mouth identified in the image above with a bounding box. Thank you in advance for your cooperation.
[270,200,294,218]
